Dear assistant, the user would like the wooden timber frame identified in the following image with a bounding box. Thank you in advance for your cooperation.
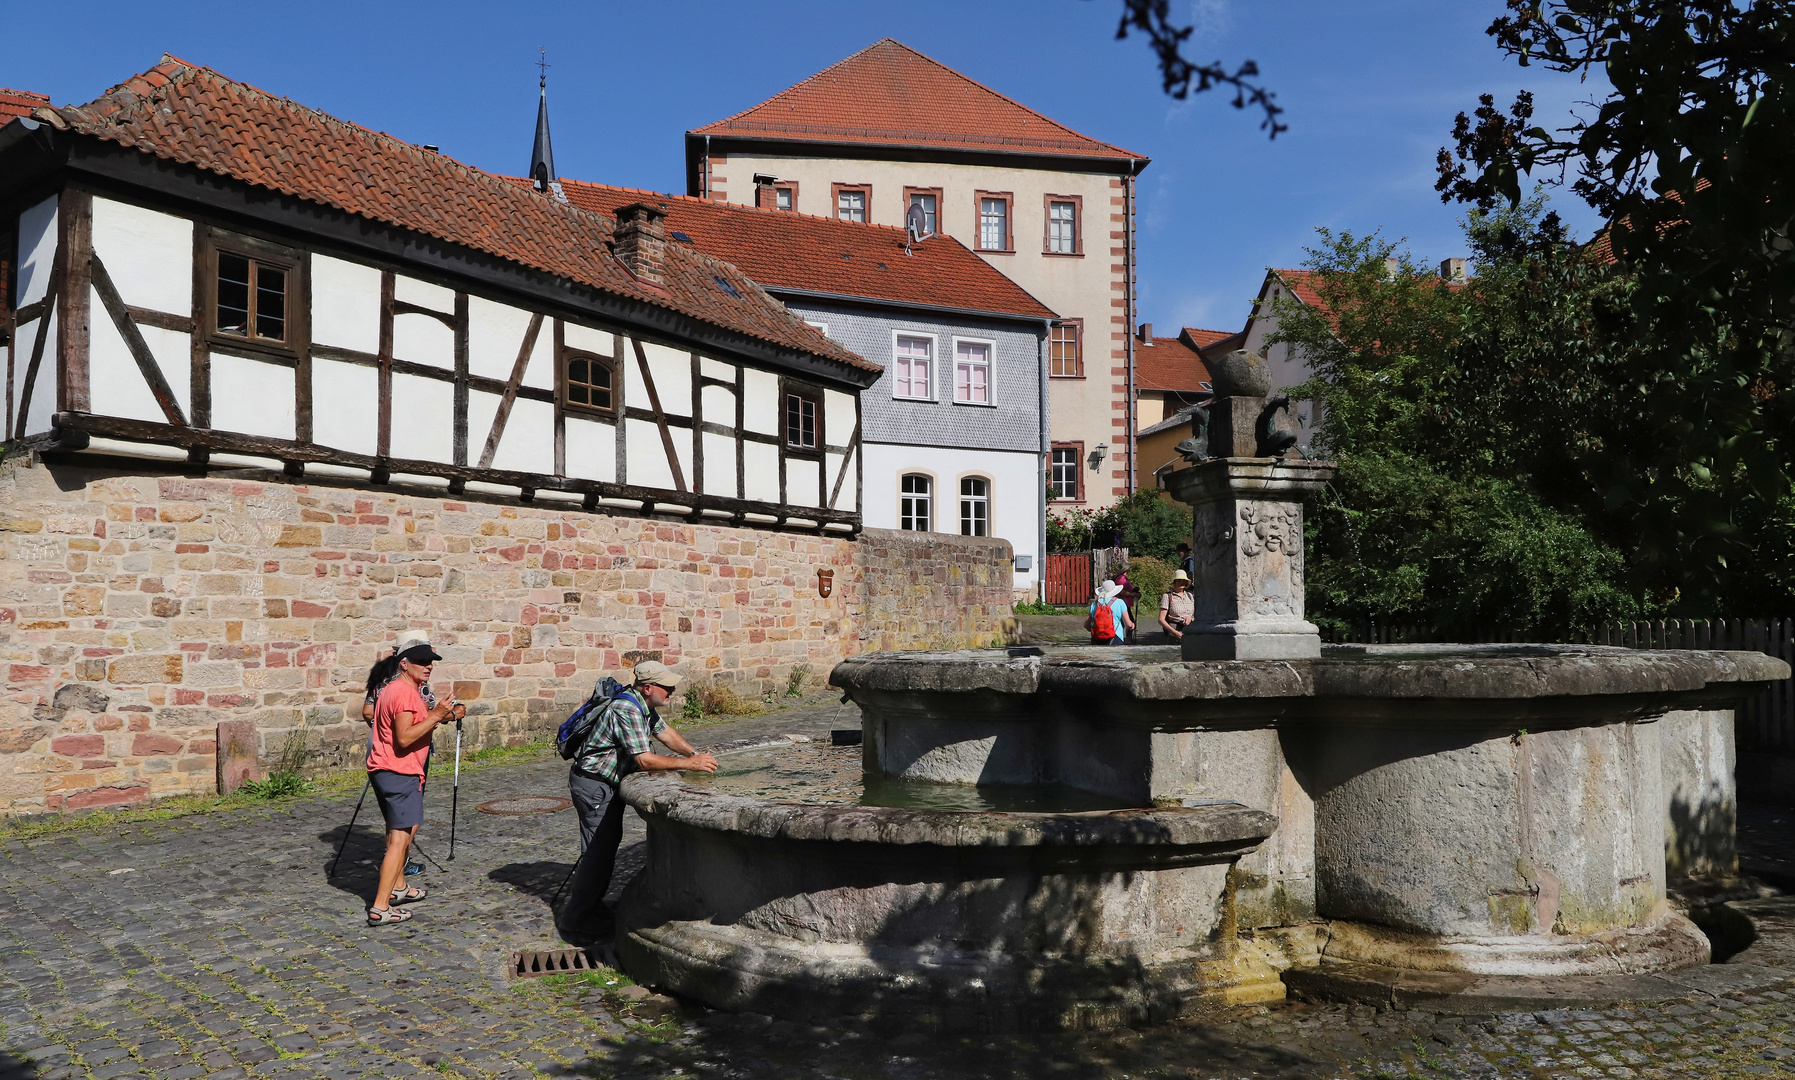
[2,168,871,535]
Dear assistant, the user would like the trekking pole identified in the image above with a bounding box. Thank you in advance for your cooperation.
[551,838,587,909]
[448,713,463,860]
[326,776,372,879]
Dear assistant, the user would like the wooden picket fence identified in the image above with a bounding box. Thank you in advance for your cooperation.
[1326,617,1795,753]
[1044,554,1093,605]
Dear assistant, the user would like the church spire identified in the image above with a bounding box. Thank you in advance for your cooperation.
[530,49,563,201]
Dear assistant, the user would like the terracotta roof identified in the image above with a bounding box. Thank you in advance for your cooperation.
[1586,178,1712,265]
[540,179,1055,320]
[0,87,49,119]
[42,57,873,374]
[1181,327,1236,349]
[691,38,1145,164]
[1135,334,1211,393]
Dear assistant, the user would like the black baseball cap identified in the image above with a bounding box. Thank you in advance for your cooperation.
[398,643,443,665]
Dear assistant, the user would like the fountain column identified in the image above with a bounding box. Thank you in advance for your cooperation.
[1161,350,1335,661]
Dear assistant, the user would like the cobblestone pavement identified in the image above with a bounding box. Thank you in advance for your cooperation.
[2,701,1793,1080]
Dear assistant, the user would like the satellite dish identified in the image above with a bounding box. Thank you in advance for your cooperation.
[905,202,929,242]
[904,202,929,257]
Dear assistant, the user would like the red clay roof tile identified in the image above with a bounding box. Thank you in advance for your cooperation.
[49,58,873,375]
[691,38,1144,164]
[0,87,49,120]
[538,178,1055,320]
[1135,335,1211,392]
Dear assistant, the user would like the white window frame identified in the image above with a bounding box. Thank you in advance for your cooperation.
[978,196,1009,251]
[890,331,937,401]
[805,321,829,337]
[1048,200,1077,254]
[837,189,867,223]
[908,191,938,237]
[952,336,996,407]
[900,472,934,532]
[1049,446,1080,501]
[958,474,991,537]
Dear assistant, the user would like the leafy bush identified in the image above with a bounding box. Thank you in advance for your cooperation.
[238,726,314,800]
[1124,556,1174,618]
[1047,494,1192,560]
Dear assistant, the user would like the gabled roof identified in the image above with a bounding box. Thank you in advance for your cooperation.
[1135,334,1211,393]
[544,179,1056,321]
[0,87,49,119]
[1181,327,1236,349]
[690,38,1145,165]
[35,57,873,375]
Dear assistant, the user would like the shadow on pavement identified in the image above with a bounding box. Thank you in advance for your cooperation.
[0,1049,40,1080]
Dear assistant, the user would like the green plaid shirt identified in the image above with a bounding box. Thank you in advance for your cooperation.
[573,688,667,785]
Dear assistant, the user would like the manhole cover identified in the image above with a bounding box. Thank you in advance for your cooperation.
[510,948,597,979]
[477,796,573,816]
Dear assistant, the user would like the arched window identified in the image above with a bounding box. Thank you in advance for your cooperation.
[960,476,989,537]
[900,474,932,531]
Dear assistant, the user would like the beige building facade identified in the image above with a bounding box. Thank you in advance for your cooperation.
[687,39,1148,509]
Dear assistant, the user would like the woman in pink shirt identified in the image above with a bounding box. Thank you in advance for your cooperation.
[366,641,463,925]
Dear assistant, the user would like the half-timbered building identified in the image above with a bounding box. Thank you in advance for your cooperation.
[1,57,877,529]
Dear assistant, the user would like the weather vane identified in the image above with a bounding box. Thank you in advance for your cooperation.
[537,47,549,90]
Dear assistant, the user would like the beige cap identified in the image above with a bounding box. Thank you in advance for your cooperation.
[1171,569,1191,583]
[631,660,682,689]
[395,629,432,653]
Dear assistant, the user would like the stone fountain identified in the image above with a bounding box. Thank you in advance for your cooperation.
[616,351,1786,1029]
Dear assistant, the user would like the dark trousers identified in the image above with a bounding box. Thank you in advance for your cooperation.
[566,769,626,935]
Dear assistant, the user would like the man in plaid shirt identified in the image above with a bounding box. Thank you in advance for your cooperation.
[564,660,716,944]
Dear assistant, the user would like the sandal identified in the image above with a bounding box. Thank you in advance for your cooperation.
[390,885,428,904]
[366,906,413,925]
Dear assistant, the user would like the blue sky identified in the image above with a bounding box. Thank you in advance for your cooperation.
[2,0,1608,335]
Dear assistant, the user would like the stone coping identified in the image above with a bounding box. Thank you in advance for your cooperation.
[833,643,1788,710]
[619,770,1276,852]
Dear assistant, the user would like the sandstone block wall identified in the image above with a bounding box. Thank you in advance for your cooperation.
[0,456,1017,815]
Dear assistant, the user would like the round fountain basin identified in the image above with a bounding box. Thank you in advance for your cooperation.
[615,742,1283,1031]
[832,643,1785,978]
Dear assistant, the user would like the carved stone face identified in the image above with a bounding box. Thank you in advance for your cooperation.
[1238,505,1289,557]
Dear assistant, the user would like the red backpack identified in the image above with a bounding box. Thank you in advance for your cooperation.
[1091,600,1116,643]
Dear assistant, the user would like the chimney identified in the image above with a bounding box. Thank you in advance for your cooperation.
[1439,257,1467,284]
[613,203,668,286]
[1383,257,1400,281]
[1137,322,1153,343]
[753,172,780,210]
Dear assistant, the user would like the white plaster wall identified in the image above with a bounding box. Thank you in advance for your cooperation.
[700,431,736,498]
[14,196,58,435]
[700,384,735,424]
[393,274,454,312]
[743,441,780,503]
[786,456,821,508]
[393,310,453,370]
[823,451,847,508]
[210,352,295,440]
[700,357,735,382]
[311,255,382,354]
[862,442,1037,588]
[823,388,855,445]
[491,397,555,475]
[16,196,57,306]
[832,449,858,512]
[637,341,692,416]
[88,316,188,424]
[740,368,779,435]
[310,357,378,455]
[389,371,454,462]
[466,296,536,383]
[563,321,614,356]
[89,196,192,315]
[564,415,617,482]
[625,417,676,491]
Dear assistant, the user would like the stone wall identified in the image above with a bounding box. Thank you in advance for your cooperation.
[0,456,1017,815]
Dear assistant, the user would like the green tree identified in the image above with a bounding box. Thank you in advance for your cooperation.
[1437,0,1795,611]
[1272,203,1656,634]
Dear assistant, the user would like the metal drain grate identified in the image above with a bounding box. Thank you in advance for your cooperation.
[477,796,573,816]
[510,948,596,979]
